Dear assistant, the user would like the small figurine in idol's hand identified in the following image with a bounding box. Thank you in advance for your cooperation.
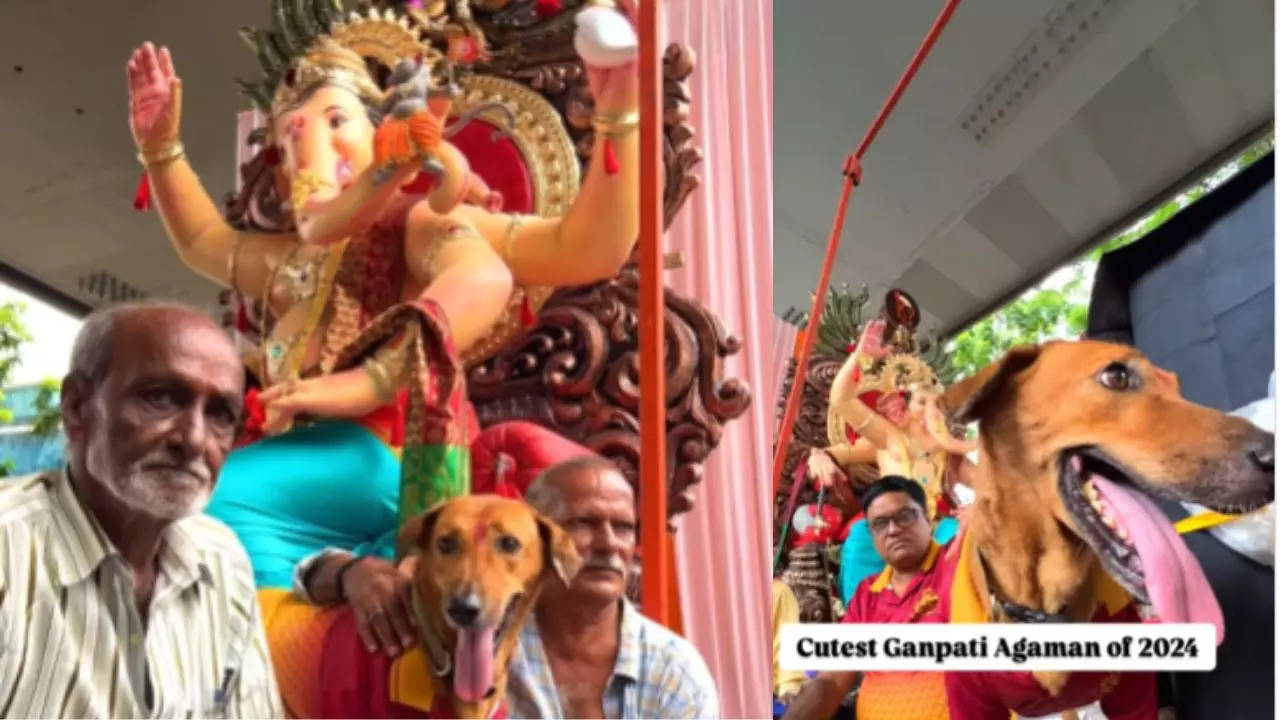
[373,57,452,183]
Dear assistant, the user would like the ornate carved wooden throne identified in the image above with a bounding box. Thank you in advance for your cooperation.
[223,0,751,536]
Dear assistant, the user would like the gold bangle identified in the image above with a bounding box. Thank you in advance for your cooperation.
[502,214,523,264]
[592,110,640,138]
[137,140,185,168]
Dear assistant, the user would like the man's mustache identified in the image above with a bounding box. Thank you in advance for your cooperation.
[137,453,212,483]
[581,555,627,575]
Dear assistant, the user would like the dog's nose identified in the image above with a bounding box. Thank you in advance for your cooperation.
[1249,436,1275,472]
[446,597,481,628]
[1251,446,1274,471]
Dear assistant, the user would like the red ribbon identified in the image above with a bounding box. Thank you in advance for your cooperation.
[133,173,151,211]
[519,296,536,328]
[602,138,620,175]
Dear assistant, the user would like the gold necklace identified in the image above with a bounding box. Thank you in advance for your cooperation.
[262,240,349,384]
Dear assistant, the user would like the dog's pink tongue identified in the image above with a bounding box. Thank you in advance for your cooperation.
[453,627,495,703]
[1090,475,1224,645]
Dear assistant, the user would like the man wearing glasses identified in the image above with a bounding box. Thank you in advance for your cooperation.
[782,476,952,720]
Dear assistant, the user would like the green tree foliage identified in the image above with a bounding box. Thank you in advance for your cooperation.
[0,300,64,477]
[0,301,33,427]
[31,378,63,437]
[942,276,1088,384]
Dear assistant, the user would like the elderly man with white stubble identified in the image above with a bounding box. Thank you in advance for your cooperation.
[0,302,282,717]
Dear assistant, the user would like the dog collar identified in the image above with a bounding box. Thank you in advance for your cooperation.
[992,595,1071,623]
[976,550,1071,624]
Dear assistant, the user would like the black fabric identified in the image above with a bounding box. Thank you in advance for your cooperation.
[1085,153,1274,720]
[1086,154,1274,410]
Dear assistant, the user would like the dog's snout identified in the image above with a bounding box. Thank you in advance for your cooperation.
[446,595,481,628]
[1249,439,1274,472]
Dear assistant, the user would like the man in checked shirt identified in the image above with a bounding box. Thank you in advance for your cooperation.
[506,456,720,719]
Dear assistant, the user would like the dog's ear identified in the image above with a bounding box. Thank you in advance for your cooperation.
[396,502,446,558]
[535,513,583,587]
[944,345,1041,424]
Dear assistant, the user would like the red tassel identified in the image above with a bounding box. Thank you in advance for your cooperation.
[520,295,536,328]
[133,173,151,211]
[534,0,563,18]
[235,304,253,334]
[602,138,620,175]
[237,388,265,447]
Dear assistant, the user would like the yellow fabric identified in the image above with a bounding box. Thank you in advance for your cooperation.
[856,670,951,720]
[948,528,1130,623]
[869,540,940,593]
[257,588,343,719]
[771,580,807,698]
[390,649,439,712]
[1175,511,1239,534]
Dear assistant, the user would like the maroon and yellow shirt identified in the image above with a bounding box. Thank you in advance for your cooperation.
[843,540,952,720]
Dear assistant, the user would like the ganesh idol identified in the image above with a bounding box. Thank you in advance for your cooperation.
[805,291,977,601]
[125,0,639,696]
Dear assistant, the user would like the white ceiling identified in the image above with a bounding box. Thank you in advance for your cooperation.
[0,0,269,315]
[774,0,1273,335]
[0,0,1273,334]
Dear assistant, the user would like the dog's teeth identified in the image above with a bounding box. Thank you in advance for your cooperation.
[1117,527,1129,542]
[1102,514,1115,528]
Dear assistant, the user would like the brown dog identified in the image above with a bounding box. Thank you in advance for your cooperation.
[942,340,1273,704]
[396,495,582,719]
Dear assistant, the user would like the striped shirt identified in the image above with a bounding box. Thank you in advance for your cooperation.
[0,471,283,718]
[506,599,720,719]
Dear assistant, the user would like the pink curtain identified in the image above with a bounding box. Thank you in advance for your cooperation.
[664,1,773,717]
[772,316,799,410]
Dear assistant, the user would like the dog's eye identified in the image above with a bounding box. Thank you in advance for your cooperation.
[497,535,521,554]
[437,535,460,555]
[1098,363,1138,391]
